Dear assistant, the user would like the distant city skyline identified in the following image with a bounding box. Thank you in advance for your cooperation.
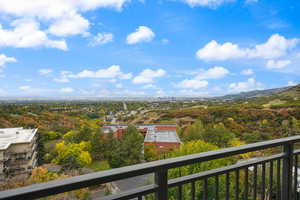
[0,0,299,97]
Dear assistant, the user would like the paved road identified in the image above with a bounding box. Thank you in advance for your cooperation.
[91,174,153,199]
[115,174,153,191]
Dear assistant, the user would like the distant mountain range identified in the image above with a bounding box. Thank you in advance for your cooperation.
[217,84,300,100]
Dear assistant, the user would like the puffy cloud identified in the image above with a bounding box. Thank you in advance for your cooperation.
[177,79,208,89]
[176,66,228,90]
[196,40,246,61]
[70,65,132,79]
[126,26,155,44]
[90,33,113,46]
[0,54,16,69]
[0,19,67,50]
[0,0,131,19]
[0,0,132,49]
[195,66,229,80]
[229,78,263,93]
[179,0,235,8]
[196,34,299,61]
[241,69,254,75]
[47,13,90,36]
[248,34,298,59]
[266,59,291,69]
[133,69,166,84]
[39,68,53,75]
[60,87,74,93]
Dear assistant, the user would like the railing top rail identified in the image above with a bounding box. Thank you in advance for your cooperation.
[1,135,300,200]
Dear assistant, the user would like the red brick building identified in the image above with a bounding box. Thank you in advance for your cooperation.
[102,124,181,152]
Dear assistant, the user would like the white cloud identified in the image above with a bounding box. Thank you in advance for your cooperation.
[133,69,166,84]
[249,34,298,59]
[176,66,228,90]
[19,85,31,90]
[229,78,263,93]
[48,13,90,37]
[126,26,155,44]
[0,0,132,50]
[195,66,229,80]
[0,54,16,69]
[241,69,254,75]
[70,65,132,79]
[287,81,297,86]
[60,87,74,93]
[177,79,208,89]
[0,0,131,19]
[180,0,235,8]
[196,40,246,61]
[90,33,113,46]
[0,19,67,50]
[53,71,71,83]
[39,68,53,75]
[266,59,291,69]
[196,34,299,61]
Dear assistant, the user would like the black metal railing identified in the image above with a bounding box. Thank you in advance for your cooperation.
[1,135,300,200]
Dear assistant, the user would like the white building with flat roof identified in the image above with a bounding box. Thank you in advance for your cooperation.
[0,127,38,181]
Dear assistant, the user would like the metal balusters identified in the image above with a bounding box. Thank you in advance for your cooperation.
[226,172,230,200]
[270,161,273,200]
[282,143,294,200]
[277,159,281,200]
[203,178,208,200]
[178,185,182,200]
[215,175,219,200]
[294,155,298,200]
[191,181,195,200]
[155,169,168,200]
[235,170,239,200]
[244,168,248,200]
[254,165,257,200]
[262,163,266,200]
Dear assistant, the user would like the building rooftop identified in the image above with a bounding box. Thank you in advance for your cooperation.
[144,127,181,143]
[0,127,37,150]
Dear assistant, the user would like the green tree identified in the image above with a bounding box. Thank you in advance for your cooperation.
[52,141,92,170]
[165,140,234,200]
[144,144,159,161]
[183,120,205,141]
[202,123,236,147]
[107,125,144,168]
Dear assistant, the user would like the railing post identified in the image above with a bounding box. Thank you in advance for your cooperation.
[155,168,168,200]
[282,143,294,200]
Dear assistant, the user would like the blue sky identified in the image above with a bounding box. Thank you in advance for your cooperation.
[0,0,299,98]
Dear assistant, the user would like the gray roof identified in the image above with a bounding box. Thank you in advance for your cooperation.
[0,127,37,150]
[144,127,181,143]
